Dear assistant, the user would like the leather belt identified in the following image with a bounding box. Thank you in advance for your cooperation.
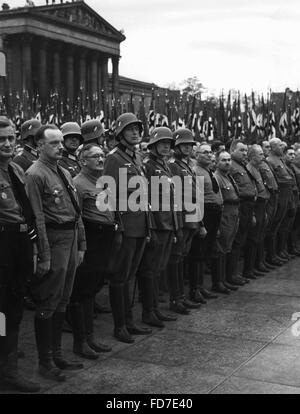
[0,223,28,233]
[46,221,78,230]
[83,220,119,232]
[204,203,223,211]
[239,196,255,202]
[223,200,240,206]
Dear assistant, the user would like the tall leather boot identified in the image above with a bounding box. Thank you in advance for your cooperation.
[288,231,300,255]
[265,235,283,266]
[211,255,230,294]
[124,281,152,335]
[0,330,40,392]
[82,297,112,352]
[243,242,257,279]
[188,261,207,304]
[52,312,84,370]
[35,316,66,382]
[221,253,238,291]
[109,283,134,343]
[226,248,246,285]
[140,276,164,328]
[178,259,201,309]
[255,241,269,273]
[69,302,99,359]
[153,270,177,322]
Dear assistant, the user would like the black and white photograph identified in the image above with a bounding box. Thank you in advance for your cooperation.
[1,0,300,397]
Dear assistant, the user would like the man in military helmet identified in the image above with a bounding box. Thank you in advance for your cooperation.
[26,125,86,382]
[59,122,82,178]
[81,119,105,147]
[168,128,204,312]
[0,116,40,392]
[13,119,41,172]
[103,112,152,343]
[137,126,178,327]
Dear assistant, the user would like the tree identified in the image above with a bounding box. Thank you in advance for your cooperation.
[180,76,206,98]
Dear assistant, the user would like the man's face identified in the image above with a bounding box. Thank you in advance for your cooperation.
[262,142,271,157]
[271,139,283,156]
[64,135,81,152]
[285,149,295,163]
[156,140,171,157]
[195,145,212,167]
[0,126,16,160]
[82,146,105,173]
[39,128,64,161]
[252,146,264,166]
[179,143,194,157]
[122,123,141,146]
[232,143,248,162]
[217,152,231,172]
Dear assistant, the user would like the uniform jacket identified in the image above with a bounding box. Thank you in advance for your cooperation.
[26,158,86,262]
[103,143,148,238]
[143,152,177,231]
[169,154,202,229]
[230,158,257,199]
[58,150,81,178]
[13,145,38,172]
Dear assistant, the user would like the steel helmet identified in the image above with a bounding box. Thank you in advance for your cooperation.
[115,112,143,140]
[81,119,104,144]
[148,127,174,148]
[173,128,195,147]
[21,119,42,141]
[61,122,82,140]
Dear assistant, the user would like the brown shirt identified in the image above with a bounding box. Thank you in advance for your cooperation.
[74,170,115,225]
[26,158,86,262]
[0,162,25,224]
[230,158,257,198]
[215,170,239,203]
[193,164,223,205]
[267,155,293,187]
[247,163,270,200]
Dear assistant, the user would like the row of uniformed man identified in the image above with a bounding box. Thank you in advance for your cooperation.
[1,112,299,393]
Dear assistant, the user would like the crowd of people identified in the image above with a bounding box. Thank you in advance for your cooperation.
[1,111,300,393]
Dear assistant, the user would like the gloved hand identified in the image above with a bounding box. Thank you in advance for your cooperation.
[198,226,207,239]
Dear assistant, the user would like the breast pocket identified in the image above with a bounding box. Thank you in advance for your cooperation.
[0,182,16,210]
[44,185,67,211]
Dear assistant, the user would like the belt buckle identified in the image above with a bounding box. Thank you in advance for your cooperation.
[114,223,119,232]
[20,224,28,233]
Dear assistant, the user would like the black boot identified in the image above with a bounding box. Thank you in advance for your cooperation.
[141,276,164,328]
[243,242,258,279]
[124,281,152,335]
[211,255,230,294]
[109,283,134,344]
[0,331,40,392]
[52,312,84,370]
[154,309,177,322]
[169,299,190,315]
[83,297,112,352]
[35,317,66,382]
[70,302,99,360]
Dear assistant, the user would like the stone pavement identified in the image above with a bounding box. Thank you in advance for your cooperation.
[3,258,300,394]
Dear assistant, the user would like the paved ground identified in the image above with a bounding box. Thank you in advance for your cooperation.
[3,258,300,394]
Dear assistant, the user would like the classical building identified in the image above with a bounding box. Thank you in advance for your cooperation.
[0,0,125,107]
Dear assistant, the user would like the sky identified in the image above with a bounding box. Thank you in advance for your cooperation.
[8,0,300,94]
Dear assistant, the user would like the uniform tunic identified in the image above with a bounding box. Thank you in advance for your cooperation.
[13,145,38,172]
[215,170,239,254]
[59,149,81,178]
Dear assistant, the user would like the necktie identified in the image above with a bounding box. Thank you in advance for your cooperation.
[208,169,219,193]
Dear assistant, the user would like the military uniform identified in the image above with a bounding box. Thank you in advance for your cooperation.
[59,150,81,178]
[69,169,117,357]
[267,154,293,258]
[13,145,38,172]
[227,158,257,283]
[0,159,39,392]
[214,170,240,287]
[139,140,177,325]
[103,113,151,343]
[245,162,270,278]
[169,150,202,308]
[190,163,223,294]
[26,158,86,379]
[290,162,300,254]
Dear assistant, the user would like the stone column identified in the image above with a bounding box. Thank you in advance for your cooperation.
[101,56,108,97]
[66,46,75,108]
[53,43,62,92]
[112,56,120,100]
[38,38,48,103]
[97,55,102,92]
[90,55,98,96]
[78,49,87,102]
[21,34,32,92]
